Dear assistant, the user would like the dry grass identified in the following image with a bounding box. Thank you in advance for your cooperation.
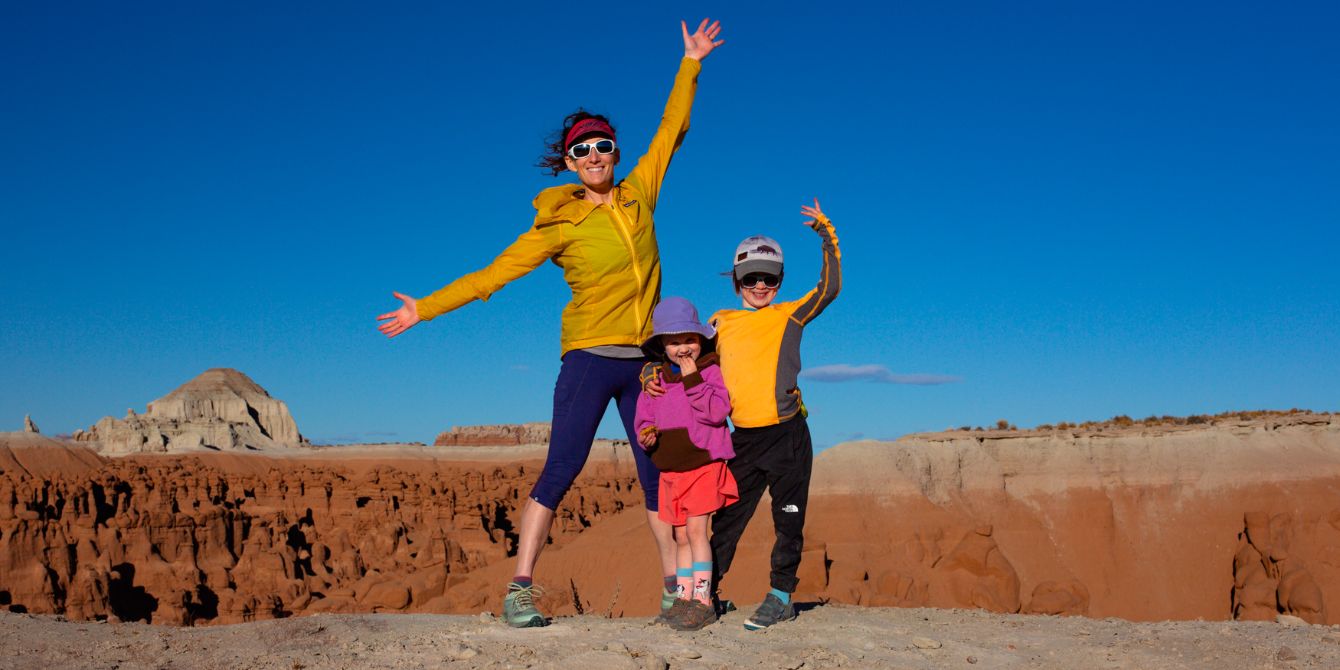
[951,408,1326,434]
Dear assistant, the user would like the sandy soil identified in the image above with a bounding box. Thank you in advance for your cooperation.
[3,606,1339,670]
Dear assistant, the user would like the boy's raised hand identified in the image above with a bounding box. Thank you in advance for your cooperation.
[800,198,826,230]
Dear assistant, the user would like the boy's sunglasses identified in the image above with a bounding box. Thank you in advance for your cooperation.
[567,139,616,159]
[740,273,781,289]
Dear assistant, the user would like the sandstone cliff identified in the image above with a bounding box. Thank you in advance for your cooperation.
[74,369,307,454]
[795,412,1340,623]
[3,414,1338,626]
[434,423,550,447]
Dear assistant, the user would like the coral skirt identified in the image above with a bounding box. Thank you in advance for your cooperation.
[657,460,739,526]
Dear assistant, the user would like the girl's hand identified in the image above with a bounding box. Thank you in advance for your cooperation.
[376,292,421,338]
[801,198,826,230]
[682,19,724,61]
[638,425,659,447]
[675,350,698,375]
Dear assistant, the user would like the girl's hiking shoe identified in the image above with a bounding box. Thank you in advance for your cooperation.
[669,600,718,631]
[503,583,547,628]
[743,593,795,630]
[656,597,691,626]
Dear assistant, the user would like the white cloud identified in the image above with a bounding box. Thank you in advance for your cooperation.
[800,364,961,385]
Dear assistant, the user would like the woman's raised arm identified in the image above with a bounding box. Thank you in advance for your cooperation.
[625,19,725,211]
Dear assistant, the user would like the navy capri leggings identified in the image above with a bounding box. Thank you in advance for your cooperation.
[529,349,661,511]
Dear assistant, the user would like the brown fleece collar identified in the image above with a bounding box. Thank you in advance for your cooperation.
[660,353,720,384]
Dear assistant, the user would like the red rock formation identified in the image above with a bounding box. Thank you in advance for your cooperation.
[1233,512,1328,624]
[3,412,1339,626]
[434,423,551,446]
[0,435,640,624]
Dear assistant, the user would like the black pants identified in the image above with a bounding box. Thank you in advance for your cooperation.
[710,416,813,594]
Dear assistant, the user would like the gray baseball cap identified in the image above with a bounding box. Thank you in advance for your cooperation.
[733,235,784,279]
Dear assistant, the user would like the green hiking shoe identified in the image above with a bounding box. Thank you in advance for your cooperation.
[503,583,548,628]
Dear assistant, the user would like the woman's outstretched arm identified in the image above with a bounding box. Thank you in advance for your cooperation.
[376,222,563,338]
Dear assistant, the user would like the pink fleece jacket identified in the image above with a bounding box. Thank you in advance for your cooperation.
[634,356,735,464]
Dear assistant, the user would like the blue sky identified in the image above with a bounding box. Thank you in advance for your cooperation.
[3,1,1337,449]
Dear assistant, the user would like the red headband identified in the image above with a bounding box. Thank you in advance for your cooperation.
[565,118,615,148]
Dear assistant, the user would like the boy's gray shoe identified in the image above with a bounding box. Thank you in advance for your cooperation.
[503,583,548,628]
[743,593,795,630]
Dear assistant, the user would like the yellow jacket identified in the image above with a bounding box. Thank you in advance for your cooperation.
[416,58,702,355]
[712,215,842,428]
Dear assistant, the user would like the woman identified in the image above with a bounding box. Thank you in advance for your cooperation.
[376,19,724,628]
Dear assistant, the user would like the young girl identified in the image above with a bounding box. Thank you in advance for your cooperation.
[635,297,738,631]
[644,199,841,630]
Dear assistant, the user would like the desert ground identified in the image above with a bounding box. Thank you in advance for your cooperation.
[4,604,1339,670]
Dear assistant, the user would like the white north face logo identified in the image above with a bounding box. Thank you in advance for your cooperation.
[781,504,800,513]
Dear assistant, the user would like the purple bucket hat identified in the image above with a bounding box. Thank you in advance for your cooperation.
[641,296,716,355]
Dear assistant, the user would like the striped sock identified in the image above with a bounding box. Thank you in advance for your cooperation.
[663,575,677,593]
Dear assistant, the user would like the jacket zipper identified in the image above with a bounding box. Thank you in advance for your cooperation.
[608,203,645,333]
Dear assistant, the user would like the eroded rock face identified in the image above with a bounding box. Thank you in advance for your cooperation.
[761,413,1340,624]
[4,414,1340,626]
[23,415,39,434]
[0,447,639,624]
[1233,512,1328,624]
[434,423,551,446]
[76,369,306,454]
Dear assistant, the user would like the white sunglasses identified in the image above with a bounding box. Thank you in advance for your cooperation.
[567,139,616,159]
